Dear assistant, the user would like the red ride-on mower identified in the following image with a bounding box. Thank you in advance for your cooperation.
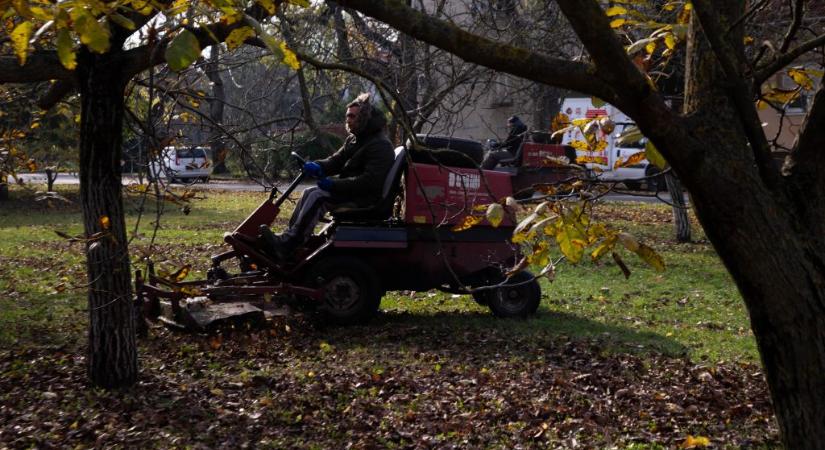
[136,148,541,332]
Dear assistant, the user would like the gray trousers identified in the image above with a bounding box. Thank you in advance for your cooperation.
[481,149,515,169]
[283,186,336,243]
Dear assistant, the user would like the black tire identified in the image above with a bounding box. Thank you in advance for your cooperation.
[482,270,541,318]
[411,134,484,167]
[304,256,382,325]
[624,181,642,191]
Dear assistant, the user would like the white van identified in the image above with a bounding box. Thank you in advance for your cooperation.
[559,98,663,190]
[149,146,212,183]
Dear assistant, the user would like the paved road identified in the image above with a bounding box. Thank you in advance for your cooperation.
[13,173,687,204]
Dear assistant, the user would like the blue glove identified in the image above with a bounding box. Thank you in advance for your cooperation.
[317,177,333,191]
[303,161,323,177]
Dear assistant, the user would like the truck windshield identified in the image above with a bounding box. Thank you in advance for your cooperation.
[176,148,207,159]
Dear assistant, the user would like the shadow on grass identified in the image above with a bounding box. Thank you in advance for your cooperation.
[316,308,689,361]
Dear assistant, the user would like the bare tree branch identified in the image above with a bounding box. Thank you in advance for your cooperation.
[337,0,617,102]
[755,33,825,84]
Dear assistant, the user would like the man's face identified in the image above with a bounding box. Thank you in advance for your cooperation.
[345,105,361,133]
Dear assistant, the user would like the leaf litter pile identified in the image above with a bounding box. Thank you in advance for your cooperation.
[1,316,779,448]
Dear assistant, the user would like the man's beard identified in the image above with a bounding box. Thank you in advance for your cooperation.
[346,120,361,134]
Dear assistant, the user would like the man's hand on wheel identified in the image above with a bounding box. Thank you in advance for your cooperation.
[303,161,323,177]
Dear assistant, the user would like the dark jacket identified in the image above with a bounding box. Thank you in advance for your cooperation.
[317,110,394,207]
[501,121,528,154]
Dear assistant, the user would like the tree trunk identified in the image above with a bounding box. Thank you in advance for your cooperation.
[664,172,690,242]
[77,49,138,389]
[205,46,228,175]
[681,4,825,446]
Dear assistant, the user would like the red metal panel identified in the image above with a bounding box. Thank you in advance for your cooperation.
[521,143,569,167]
[404,163,513,226]
[233,199,279,237]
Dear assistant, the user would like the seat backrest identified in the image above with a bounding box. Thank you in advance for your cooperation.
[382,146,407,198]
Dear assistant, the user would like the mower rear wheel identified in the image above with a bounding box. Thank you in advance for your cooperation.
[483,270,541,318]
[305,256,382,325]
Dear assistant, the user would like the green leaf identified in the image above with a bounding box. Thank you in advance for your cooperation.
[109,13,136,30]
[56,28,77,70]
[165,29,201,72]
[11,21,33,65]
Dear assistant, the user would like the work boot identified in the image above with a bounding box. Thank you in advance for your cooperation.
[258,225,297,261]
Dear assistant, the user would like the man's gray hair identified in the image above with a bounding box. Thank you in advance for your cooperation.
[347,92,373,124]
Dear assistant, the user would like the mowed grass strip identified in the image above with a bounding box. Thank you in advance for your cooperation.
[0,185,755,363]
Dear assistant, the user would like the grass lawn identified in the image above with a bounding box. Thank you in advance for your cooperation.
[0,183,779,448]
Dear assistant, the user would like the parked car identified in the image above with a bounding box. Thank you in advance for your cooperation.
[149,146,212,183]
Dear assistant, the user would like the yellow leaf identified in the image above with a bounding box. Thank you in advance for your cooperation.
[664,33,677,50]
[56,28,77,70]
[605,6,626,16]
[614,151,647,169]
[761,88,801,107]
[636,243,665,272]
[681,435,711,448]
[486,203,504,228]
[287,0,309,6]
[226,25,255,50]
[788,68,814,90]
[98,215,110,230]
[610,18,626,28]
[452,215,483,232]
[170,264,191,282]
[617,232,639,252]
[26,159,37,171]
[645,40,656,55]
[569,140,590,151]
[280,41,300,70]
[11,21,33,65]
[555,225,586,264]
[30,122,40,129]
[591,234,618,262]
[551,112,570,132]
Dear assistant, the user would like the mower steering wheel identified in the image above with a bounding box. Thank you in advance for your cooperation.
[290,151,307,166]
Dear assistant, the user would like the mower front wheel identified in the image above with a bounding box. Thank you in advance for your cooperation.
[305,256,382,325]
[482,270,541,318]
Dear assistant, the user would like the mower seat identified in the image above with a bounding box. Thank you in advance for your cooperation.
[331,146,407,222]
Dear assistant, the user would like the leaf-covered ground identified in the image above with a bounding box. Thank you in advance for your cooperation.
[0,187,780,448]
[1,317,778,449]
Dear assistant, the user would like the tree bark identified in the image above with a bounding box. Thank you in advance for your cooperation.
[664,172,690,243]
[77,48,138,389]
[205,46,229,175]
[681,4,825,446]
